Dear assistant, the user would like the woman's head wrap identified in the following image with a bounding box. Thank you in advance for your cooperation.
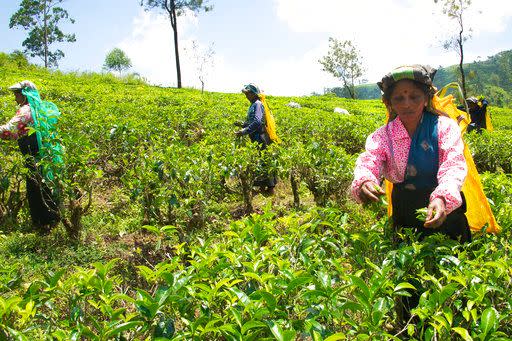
[379,65,438,122]
[377,65,437,93]
[8,80,37,92]
[241,83,261,95]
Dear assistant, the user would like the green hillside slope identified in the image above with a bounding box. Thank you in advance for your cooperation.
[0,52,512,339]
[328,49,512,107]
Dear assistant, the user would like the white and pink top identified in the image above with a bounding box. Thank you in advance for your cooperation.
[0,104,33,140]
[351,114,467,214]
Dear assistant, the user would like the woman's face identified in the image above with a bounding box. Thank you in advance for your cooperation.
[386,79,428,119]
[244,91,258,102]
[467,101,478,111]
[14,91,26,105]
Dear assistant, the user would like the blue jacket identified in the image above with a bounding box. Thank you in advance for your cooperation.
[469,99,488,129]
[241,100,266,143]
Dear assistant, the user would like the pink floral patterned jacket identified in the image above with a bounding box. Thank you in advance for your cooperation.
[351,114,467,214]
[0,104,33,140]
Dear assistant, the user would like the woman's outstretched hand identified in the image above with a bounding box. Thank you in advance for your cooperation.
[424,197,447,228]
[360,181,385,203]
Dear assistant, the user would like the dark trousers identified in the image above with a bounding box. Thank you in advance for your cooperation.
[18,134,60,227]
[251,134,277,189]
[391,185,470,323]
[391,186,471,242]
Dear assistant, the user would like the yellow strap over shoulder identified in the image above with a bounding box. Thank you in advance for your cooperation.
[259,94,281,143]
[384,83,500,233]
[485,108,494,131]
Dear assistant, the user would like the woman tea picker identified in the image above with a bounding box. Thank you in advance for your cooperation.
[351,65,471,243]
[1,80,64,233]
[235,83,279,194]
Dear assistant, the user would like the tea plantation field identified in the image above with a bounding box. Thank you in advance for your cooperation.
[1,55,512,340]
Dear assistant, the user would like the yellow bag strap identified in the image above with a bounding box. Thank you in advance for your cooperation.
[437,82,464,102]
[485,110,494,131]
[259,94,281,143]
[436,82,470,116]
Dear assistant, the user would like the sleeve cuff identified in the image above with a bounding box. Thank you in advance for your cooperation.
[351,176,377,203]
[430,187,462,215]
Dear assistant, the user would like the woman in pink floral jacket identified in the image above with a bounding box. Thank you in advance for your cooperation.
[1,81,60,233]
[351,65,471,243]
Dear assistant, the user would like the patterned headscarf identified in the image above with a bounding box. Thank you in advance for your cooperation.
[241,83,261,95]
[377,65,437,93]
[8,80,37,92]
[466,96,478,104]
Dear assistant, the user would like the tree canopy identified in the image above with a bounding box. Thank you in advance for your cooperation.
[104,48,132,75]
[319,38,365,99]
[9,0,76,68]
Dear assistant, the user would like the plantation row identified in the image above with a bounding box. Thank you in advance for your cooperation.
[1,63,510,237]
[0,63,382,237]
[0,57,512,339]
[2,206,512,340]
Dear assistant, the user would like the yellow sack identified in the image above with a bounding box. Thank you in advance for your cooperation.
[259,94,281,143]
[384,83,500,233]
[484,105,494,131]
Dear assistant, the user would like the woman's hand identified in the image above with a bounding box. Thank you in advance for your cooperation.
[359,181,385,203]
[424,197,447,228]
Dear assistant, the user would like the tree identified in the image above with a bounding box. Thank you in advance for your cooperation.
[104,48,132,75]
[435,0,472,98]
[9,0,76,68]
[140,0,212,88]
[8,50,31,69]
[187,40,215,93]
[319,38,365,99]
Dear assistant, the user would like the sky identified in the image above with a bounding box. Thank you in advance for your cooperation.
[1,0,512,96]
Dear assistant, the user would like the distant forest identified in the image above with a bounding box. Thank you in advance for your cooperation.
[326,49,512,107]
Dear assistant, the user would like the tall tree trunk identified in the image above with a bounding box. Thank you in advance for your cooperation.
[169,1,182,88]
[350,75,357,99]
[345,85,355,99]
[341,74,355,99]
[458,28,466,98]
[43,0,48,68]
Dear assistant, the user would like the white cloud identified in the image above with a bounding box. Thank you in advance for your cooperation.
[199,41,338,96]
[117,9,342,96]
[274,0,512,82]
[118,10,201,87]
[257,44,338,96]
[461,0,512,33]
[117,3,512,96]
[117,9,318,95]
[118,10,245,93]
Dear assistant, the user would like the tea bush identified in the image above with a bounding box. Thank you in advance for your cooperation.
[0,55,511,339]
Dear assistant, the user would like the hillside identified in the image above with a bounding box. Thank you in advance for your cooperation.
[0,52,512,339]
[328,49,512,107]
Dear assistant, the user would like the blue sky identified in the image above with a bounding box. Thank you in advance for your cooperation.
[2,0,512,96]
